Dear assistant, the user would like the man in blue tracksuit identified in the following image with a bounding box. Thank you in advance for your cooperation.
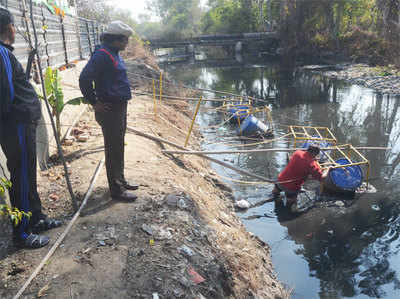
[80,21,138,201]
[0,8,61,248]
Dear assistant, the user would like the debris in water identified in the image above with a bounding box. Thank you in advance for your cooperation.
[371,204,381,211]
[334,201,345,207]
[356,182,377,193]
[235,199,251,209]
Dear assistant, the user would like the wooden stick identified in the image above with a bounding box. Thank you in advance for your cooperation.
[185,96,202,147]
[161,146,391,155]
[126,126,275,183]
[13,158,105,299]
[28,0,77,211]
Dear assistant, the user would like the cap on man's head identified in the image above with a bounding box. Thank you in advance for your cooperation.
[0,8,14,32]
[104,21,133,37]
[307,144,320,156]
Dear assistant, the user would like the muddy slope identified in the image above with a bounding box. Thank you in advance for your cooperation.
[0,88,287,298]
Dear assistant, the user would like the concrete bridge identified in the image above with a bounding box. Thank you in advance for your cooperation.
[148,32,279,53]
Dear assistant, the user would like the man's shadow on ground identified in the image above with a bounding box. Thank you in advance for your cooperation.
[79,187,118,217]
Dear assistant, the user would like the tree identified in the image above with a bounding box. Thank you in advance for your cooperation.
[201,0,260,34]
[75,0,113,22]
[146,0,202,39]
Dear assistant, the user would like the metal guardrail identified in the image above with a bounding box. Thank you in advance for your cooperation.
[0,0,102,68]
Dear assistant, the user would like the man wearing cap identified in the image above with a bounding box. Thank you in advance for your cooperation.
[80,21,138,201]
[0,8,61,248]
[272,145,330,213]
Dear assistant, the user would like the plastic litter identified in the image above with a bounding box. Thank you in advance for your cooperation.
[142,224,154,235]
[177,198,188,209]
[178,245,194,257]
[235,199,251,209]
[371,204,381,211]
[188,267,205,284]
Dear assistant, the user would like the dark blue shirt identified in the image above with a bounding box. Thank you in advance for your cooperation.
[0,41,41,123]
[79,44,131,105]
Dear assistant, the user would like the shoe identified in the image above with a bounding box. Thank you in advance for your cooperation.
[32,216,62,234]
[112,190,137,201]
[122,180,139,191]
[14,233,50,249]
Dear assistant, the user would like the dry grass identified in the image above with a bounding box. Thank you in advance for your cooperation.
[123,39,159,71]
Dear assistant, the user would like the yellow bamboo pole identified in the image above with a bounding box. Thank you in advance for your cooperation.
[152,79,157,119]
[159,71,163,105]
[184,96,203,147]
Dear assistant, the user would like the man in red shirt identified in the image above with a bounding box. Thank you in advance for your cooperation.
[272,145,330,213]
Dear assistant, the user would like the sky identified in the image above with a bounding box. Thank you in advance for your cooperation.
[114,0,149,20]
[113,0,208,21]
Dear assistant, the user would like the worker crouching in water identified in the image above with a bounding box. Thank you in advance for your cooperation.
[79,21,139,201]
[272,145,330,213]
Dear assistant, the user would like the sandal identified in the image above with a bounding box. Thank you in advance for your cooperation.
[32,217,62,233]
[15,233,50,249]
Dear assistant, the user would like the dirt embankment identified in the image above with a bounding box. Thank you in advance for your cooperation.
[0,45,288,298]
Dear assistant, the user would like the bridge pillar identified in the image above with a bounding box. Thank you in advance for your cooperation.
[186,44,195,55]
[235,41,243,53]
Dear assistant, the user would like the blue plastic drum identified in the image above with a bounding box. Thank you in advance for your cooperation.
[228,105,249,121]
[237,115,269,135]
[327,158,363,192]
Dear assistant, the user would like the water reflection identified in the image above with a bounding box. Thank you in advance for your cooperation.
[163,56,400,298]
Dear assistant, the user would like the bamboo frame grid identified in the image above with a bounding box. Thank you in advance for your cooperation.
[317,144,371,184]
[289,125,337,149]
[223,98,273,135]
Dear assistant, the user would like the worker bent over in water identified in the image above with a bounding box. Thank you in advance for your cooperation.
[272,145,330,213]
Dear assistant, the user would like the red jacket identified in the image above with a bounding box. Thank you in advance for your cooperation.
[278,150,323,192]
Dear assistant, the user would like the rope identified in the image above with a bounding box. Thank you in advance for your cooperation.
[206,132,293,148]
[200,114,235,129]
[126,70,270,103]
[215,173,273,185]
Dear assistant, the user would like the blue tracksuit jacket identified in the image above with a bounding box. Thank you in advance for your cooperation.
[79,44,132,105]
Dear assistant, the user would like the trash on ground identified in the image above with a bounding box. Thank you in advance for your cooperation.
[178,245,194,257]
[188,267,205,284]
[77,134,89,142]
[141,224,154,235]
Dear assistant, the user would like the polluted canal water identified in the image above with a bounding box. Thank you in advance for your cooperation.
[162,55,400,298]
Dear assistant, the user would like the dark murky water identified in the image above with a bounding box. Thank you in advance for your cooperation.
[162,54,400,298]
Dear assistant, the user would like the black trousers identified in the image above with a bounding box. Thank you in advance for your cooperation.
[0,121,42,237]
[95,101,127,196]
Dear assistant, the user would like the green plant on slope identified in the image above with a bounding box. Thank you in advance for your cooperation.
[0,177,32,226]
[42,67,88,141]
